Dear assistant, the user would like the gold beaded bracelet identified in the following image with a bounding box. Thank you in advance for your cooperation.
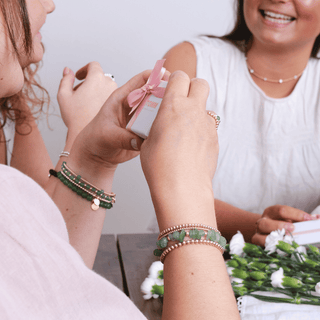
[160,239,224,263]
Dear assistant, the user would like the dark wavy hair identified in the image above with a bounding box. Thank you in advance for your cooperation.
[0,0,49,135]
[215,0,320,58]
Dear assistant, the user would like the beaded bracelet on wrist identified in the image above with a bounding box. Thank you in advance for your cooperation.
[158,223,220,240]
[154,226,227,258]
[160,239,224,263]
[57,161,116,211]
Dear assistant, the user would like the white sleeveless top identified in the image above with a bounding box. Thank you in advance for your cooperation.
[189,36,320,214]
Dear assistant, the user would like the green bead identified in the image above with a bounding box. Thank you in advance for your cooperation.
[172,231,180,241]
[218,236,227,248]
[82,191,88,198]
[157,237,168,249]
[87,195,92,201]
[72,185,77,192]
[70,175,75,180]
[80,182,85,187]
[76,189,82,195]
[67,182,72,188]
[67,172,71,177]
[216,116,220,121]
[106,203,112,209]
[153,249,162,257]
[76,175,81,180]
[189,229,204,240]
[178,230,186,243]
[101,194,106,199]
[92,187,96,193]
[106,196,111,201]
[168,233,175,241]
[207,230,217,242]
[85,184,90,190]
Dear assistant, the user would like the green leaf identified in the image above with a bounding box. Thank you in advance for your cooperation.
[151,284,164,296]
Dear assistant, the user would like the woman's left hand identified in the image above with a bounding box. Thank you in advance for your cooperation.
[57,62,117,143]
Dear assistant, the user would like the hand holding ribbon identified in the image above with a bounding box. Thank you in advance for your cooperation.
[127,59,167,115]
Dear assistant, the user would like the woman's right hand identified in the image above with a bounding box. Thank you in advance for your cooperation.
[252,205,315,246]
[140,71,219,230]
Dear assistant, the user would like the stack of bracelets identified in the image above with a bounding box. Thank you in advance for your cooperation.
[56,161,116,211]
[154,223,227,263]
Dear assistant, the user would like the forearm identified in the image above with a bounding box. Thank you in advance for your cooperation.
[151,186,239,320]
[50,139,116,269]
[215,199,260,243]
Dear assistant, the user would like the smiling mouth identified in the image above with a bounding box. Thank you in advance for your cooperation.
[260,10,296,24]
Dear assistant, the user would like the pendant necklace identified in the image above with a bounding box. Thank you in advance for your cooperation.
[246,58,305,84]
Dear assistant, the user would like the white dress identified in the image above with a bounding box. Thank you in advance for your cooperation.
[189,36,320,214]
[0,165,147,320]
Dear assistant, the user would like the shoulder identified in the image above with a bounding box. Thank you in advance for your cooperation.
[164,42,197,78]
[164,37,242,79]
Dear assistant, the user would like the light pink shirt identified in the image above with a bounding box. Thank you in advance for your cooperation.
[0,165,146,320]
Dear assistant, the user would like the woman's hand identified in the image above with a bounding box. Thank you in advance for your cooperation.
[140,71,219,229]
[57,62,117,143]
[252,205,315,246]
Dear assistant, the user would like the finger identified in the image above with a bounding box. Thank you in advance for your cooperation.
[75,61,103,80]
[251,233,267,247]
[113,127,144,151]
[162,70,171,82]
[257,217,295,235]
[264,205,311,222]
[57,67,75,99]
[165,70,190,98]
[188,78,210,106]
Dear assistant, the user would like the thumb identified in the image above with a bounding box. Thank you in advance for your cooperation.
[58,67,75,100]
[117,128,144,151]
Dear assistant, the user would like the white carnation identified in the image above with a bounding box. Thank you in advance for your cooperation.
[265,229,285,254]
[141,277,157,300]
[229,231,245,256]
[148,261,163,279]
[271,267,284,289]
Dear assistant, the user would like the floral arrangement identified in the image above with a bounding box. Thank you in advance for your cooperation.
[141,229,320,306]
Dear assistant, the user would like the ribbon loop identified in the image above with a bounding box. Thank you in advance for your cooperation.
[128,59,166,115]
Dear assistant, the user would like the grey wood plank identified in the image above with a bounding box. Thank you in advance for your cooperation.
[93,234,123,291]
[118,233,162,320]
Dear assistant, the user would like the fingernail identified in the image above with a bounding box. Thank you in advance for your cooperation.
[284,223,294,233]
[63,67,70,76]
[131,139,139,151]
[303,213,312,221]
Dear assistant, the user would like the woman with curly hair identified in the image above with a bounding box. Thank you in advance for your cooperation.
[164,0,320,246]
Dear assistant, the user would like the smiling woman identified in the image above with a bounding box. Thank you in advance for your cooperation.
[163,0,320,247]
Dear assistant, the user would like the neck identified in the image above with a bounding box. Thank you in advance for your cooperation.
[246,41,311,98]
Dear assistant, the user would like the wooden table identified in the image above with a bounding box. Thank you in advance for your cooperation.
[93,233,162,319]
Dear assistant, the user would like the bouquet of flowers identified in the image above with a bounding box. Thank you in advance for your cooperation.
[141,229,320,306]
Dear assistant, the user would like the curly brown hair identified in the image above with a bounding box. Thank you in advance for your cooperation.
[0,0,49,134]
[213,0,320,58]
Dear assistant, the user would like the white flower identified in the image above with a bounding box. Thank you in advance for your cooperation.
[231,277,244,287]
[315,282,320,294]
[148,261,163,279]
[271,267,284,289]
[291,246,307,262]
[269,263,278,269]
[283,234,293,245]
[141,277,158,300]
[265,229,285,254]
[230,231,245,256]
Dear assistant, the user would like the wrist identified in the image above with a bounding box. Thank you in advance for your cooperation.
[151,183,217,231]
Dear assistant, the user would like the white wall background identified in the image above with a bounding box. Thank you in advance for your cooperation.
[37,0,235,235]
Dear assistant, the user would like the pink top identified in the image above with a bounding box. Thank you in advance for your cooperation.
[0,165,146,319]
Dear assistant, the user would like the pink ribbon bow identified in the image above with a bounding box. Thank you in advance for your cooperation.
[128,59,166,115]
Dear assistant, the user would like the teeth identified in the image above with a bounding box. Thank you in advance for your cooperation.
[264,10,293,21]
[264,16,292,24]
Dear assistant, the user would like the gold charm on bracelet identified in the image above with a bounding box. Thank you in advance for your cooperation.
[91,198,100,211]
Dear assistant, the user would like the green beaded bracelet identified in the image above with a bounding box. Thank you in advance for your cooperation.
[58,162,116,211]
[154,227,227,257]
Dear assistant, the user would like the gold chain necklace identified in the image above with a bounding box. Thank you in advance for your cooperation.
[246,58,305,84]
